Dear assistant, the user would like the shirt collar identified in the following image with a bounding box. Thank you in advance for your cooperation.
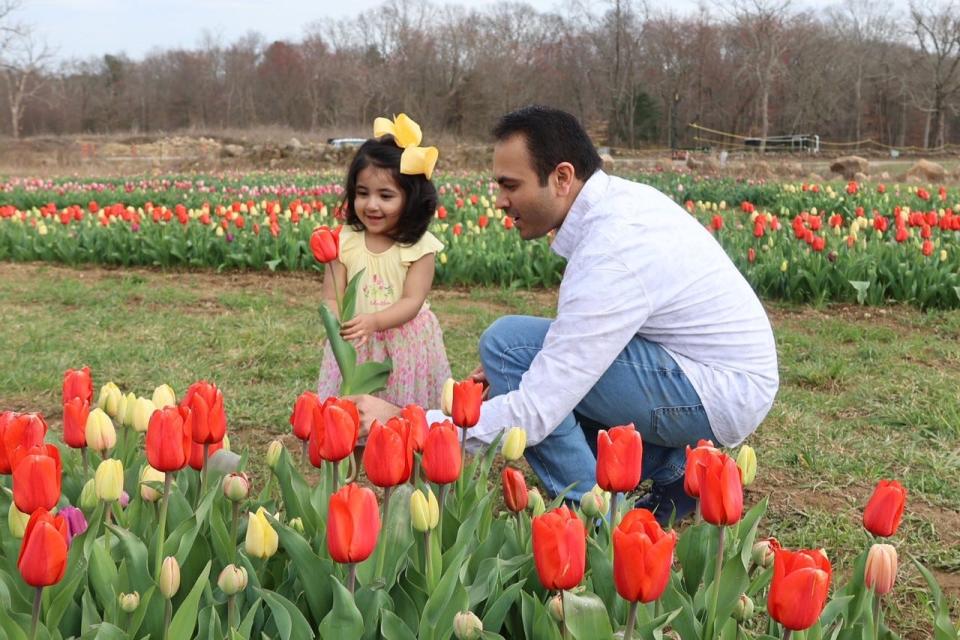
[551,170,610,259]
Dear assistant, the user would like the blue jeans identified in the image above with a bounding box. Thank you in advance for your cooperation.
[479,315,716,503]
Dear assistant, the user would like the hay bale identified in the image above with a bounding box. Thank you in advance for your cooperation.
[905,159,946,182]
[829,156,869,179]
[853,172,869,182]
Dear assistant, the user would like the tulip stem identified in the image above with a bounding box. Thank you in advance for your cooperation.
[331,460,340,493]
[459,426,467,479]
[227,594,238,632]
[103,502,113,552]
[163,598,172,640]
[560,590,569,640]
[782,630,792,640]
[438,483,449,549]
[706,526,726,640]
[81,446,89,479]
[230,501,240,564]
[610,493,620,530]
[30,587,42,640]
[300,440,308,467]
[375,486,394,580]
[155,472,173,578]
[873,594,882,640]
[329,264,344,320]
[347,563,357,594]
[624,601,638,640]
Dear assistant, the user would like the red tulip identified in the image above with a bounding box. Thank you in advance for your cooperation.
[697,451,743,525]
[502,467,528,513]
[310,225,341,263]
[862,479,907,537]
[188,438,224,471]
[532,506,586,590]
[62,366,93,404]
[362,417,414,487]
[768,546,832,631]
[62,397,89,449]
[0,412,48,475]
[180,380,227,445]
[400,404,428,452]
[327,483,380,563]
[310,397,360,464]
[596,424,643,492]
[451,380,483,429]
[290,391,321,442]
[613,509,677,603]
[421,420,461,485]
[12,444,62,514]
[18,508,69,587]
[146,406,190,472]
[684,439,721,498]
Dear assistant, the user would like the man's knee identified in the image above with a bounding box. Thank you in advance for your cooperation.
[478,315,524,368]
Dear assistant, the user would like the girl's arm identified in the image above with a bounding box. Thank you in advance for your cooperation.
[373,253,435,330]
[321,259,347,319]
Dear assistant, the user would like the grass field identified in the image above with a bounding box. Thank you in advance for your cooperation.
[1,261,958,637]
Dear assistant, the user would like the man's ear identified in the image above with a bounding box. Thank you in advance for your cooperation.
[553,162,576,196]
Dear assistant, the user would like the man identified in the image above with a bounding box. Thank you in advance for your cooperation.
[353,105,778,524]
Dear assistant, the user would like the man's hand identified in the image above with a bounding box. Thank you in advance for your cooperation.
[468,364,491,399]
[341,313,379,346]
[345,394,401,436]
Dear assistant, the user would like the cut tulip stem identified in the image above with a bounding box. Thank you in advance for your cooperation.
[30,586,42,640]
[624,601,638,640]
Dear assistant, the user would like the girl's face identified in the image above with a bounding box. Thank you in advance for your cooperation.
[354,165,405,236]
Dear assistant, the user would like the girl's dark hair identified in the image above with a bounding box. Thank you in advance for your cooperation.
[342,136,437,245]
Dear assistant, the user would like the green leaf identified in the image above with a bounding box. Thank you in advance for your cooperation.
[380,609,417,640]
[105,523,152,594]
[481,580,525,634]
[166,561,212,640]
[676,522,713,596]
[318,577,364,640]
[268,516,334,624]
[564,590,614,640]
[912,556,959,640]
[357,484,414,590]
[419,546,470,640]
[319,305,356,384]
[88,541,119,622]
[261,588,316,640]
[237,597,262,639]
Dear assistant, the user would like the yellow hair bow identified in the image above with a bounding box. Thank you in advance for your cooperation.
[373,113,439,180]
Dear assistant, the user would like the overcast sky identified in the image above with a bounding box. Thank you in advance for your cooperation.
[19,0,914,62]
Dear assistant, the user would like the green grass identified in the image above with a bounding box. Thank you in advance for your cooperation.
[1,262,958,637]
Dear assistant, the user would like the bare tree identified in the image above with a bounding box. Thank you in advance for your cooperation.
[1,25,52,138]
[908,0,960,148]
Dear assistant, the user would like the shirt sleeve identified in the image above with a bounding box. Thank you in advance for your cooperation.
[398,231,444,266]
[466,250,652,447]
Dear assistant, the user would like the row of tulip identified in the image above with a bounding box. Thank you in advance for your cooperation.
[1,364,956,639]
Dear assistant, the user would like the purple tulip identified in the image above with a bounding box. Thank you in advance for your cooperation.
[60,506,88,545]
[119,491,130,508]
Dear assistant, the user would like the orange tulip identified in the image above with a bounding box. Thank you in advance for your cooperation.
[451,380,483,429]
[12,444,62,514]
[596,424,643,492]
[327,483,380,563]
[532,505,586,591]
[421,420,461,485]
[362,417,414,487]
[62,397,89,449]
[290,391,320,442]
[768,546,832,631]
[310,397,360,464]
[62,366,93,404]
[502,467,529,513]
[146,406,190,472]
[180,380,227,445]
[613,509,677,603]
[18,508,69,587]
[0,412,47,475]
[310,225,341,263]
[683,439,721,498]
[400,404,428,452]
[696,451,743,526]
[862,480,907,537]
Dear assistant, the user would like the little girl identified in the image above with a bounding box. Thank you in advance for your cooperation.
[317,114,452,407]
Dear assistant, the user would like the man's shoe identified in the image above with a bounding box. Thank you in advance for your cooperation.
[634,478,697,527]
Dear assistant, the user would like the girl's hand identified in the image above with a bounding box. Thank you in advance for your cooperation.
[340,313,379,346]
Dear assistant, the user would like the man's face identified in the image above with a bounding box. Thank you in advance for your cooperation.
[493,134,564,240]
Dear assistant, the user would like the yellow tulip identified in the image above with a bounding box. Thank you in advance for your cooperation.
[140,465,165,502]
[266,440,283,468]
[501,428,527,462]
[159,557,180,599]
[85,408,117,454]
[98,382,123,417]
[736,445,757,486]
[132,397,156,433]
[152,384,176,409]
[410,487,440,532]
[245,507,279,559]
[441,378,455,415]
[95,459,124,502]
[119,392,137,428]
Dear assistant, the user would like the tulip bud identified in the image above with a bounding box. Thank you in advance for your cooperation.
[132,397,156,433]
[548,593,564,622]
[8,502,29,538]
[119,491,130,508]
[410,487,440,532]
[864,544,897,596]
[222,473,250,502]
[217,564,249,595]
[289,517,304,534]
[733,594,754,622]
[152,384,177,409]
[159,556,180,599]
[453,611,483,640]
[95,459,124,502]
[85,408,117,453]
[736,445,757,486]
[221,434,231,451]
[751,539,777,569]
[527,488,546,517]
[98,382,123,417]
[266,440,283,469]
[120,392,137,428]
[501,427,526,461]
[118,592,140,613]
[139,465,165,502]
[580,490,608,519]
[441,378,455,415]
[79,479,98,510]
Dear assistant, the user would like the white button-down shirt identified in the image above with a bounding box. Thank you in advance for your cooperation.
[428,171,779,448]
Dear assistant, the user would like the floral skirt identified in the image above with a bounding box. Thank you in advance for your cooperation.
[317,309,452,408]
